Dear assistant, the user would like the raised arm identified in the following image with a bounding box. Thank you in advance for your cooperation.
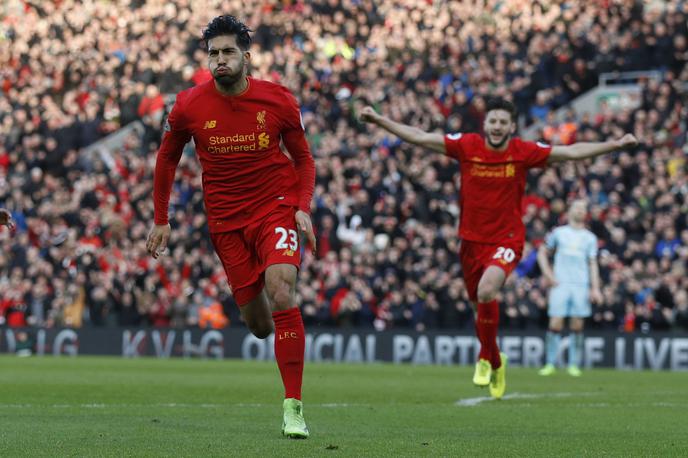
[547,134,638,164]
[359,106,446,154]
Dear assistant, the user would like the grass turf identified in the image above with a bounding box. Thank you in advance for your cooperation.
[0,356,686,457]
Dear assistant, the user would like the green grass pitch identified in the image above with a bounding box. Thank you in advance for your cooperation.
[1,356,686,457]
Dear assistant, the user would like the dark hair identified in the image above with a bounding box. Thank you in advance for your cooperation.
[202,15,252,51]
[485,97,517,122]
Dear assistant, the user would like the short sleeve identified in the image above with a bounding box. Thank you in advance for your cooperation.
[545,230,558,250]
[587,233,598,259]
[523,140,552,168]
[444,132,467,161]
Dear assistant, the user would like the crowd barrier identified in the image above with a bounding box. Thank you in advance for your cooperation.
[2,328,687,371]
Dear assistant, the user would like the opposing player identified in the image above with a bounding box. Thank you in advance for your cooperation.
[146,15,315,438]
[537,199,602,377]
[360,98,637,399]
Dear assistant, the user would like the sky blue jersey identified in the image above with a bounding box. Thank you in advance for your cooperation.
[545,225,598,285]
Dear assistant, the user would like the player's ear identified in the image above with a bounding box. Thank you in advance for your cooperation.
[510,122,517,134]
[242,51,251,73]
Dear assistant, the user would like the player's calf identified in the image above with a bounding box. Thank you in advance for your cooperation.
[239,293,275,339]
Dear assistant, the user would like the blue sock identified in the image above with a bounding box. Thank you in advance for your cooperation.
[569,332,583,367]
[546,331,561,366]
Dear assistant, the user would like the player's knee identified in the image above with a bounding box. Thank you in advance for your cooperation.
[265,280,294,310]
[477,284,498,303]
[549,318,564,332]
[570,320,584,332]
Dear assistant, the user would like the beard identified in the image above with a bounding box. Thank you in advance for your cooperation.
[213,65,244,88]
[214,71,243,87]
[487,133,510,149]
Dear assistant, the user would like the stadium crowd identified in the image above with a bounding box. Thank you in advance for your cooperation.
[1,0,687,333]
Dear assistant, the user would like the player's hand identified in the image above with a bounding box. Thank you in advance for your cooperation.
[146,223,171,259]
[0,208,13,229]
[614,134,638,150]
[295,210,316,255]
[359,106,379,124]
[590,288,604,305]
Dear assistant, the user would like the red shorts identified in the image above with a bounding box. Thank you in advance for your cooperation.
[459,240,523,302]
[210,205,301,305]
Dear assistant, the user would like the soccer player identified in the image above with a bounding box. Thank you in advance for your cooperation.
[146,15,315,438]
[537,199,602,377]
[360,99,637,399]
[0,208,12,229]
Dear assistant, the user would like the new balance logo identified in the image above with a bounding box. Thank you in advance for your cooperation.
[203,120,217,129]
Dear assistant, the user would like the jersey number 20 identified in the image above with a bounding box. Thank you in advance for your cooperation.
[493,247,516,263]
[275,227,298,251]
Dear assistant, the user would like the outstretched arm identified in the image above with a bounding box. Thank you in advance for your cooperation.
[548,134,638,164]
[359,106,446,154]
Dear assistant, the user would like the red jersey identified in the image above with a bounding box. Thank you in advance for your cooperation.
[444,133,551,244]
[154,77,315,232]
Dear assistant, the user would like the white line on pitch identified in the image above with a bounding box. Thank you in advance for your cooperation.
[455,392,597,407]
[0,402,364,409]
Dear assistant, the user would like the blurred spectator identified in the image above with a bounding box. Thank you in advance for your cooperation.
[199,301,229,330]
[1,0,687,333]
